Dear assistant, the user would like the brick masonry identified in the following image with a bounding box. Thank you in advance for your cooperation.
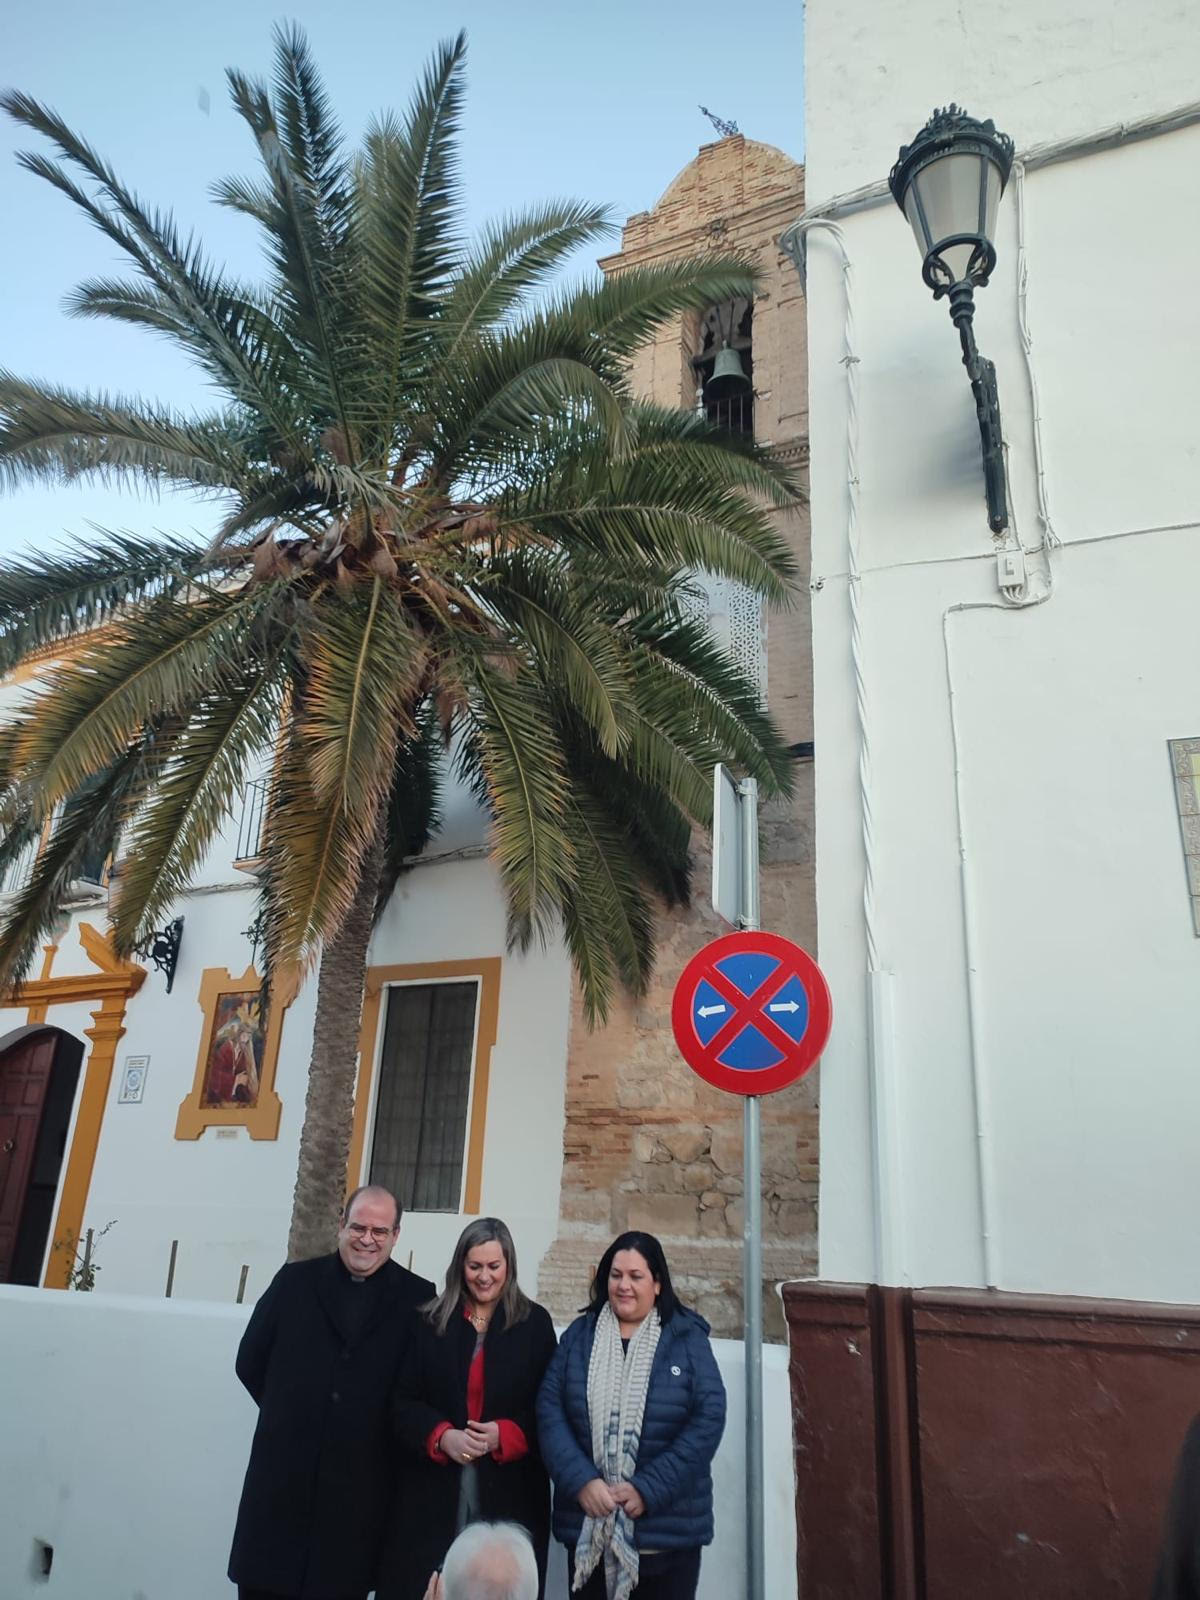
[538,137,813,1340]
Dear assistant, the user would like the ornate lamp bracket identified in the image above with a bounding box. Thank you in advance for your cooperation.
[135,916,184,993]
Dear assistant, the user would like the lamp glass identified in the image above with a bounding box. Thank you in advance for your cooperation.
[903,151,1004,283]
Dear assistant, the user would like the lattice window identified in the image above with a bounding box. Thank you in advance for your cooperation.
[683,571,767,704]
[369,980,481,1211]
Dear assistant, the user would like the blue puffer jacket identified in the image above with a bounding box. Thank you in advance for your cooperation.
[536,1307,726,1552]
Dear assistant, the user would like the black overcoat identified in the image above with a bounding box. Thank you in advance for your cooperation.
[228,1252,435,1599]
[377,1299,558,1600]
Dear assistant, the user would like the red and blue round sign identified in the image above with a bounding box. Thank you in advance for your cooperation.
[670,930,832,1096]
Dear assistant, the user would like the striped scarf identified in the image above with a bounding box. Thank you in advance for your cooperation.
[573,1301,661,1599]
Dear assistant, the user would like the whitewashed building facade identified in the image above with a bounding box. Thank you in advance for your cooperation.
[795,0,1200,1300]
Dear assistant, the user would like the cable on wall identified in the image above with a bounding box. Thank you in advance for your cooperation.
[783,221,910,1288]
[782,219,877,972]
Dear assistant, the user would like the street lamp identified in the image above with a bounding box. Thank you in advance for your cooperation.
[889,105,1015,532]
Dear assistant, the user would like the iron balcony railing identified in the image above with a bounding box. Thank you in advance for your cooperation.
[235,777,269,865]
[704,391,755,435]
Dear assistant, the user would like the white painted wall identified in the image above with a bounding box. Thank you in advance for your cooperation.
[802,0,1200,1295]
[806,0,1200,201]
[0,768,571,1304]
[0,1286,799,1600]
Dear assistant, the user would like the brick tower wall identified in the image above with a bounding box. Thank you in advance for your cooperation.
[539,137,814,1340]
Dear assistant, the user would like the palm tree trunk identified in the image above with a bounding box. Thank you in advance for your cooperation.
[286,827,386,1261]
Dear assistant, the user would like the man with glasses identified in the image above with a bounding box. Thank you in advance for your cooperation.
[228,1185,435,1600]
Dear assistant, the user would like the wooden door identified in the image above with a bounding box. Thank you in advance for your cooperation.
[0,1032,56,1282]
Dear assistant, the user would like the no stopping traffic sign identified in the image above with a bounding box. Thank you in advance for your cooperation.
[671,930,832,1095]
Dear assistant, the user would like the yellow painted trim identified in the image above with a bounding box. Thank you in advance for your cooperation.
[0,922,146,1290]
[174,963,298,1141]
[23,945,59,1025]
[347,957,502,1215]
[43,993,131,1288]
[14,969,139,1008]
[78,921,131,973]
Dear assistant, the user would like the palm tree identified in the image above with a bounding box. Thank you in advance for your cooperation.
[0,28,799,1260]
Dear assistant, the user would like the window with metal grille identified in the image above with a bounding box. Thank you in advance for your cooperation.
[368,980,480,1212]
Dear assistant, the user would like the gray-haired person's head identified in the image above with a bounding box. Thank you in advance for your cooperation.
[440,1520,537,1600]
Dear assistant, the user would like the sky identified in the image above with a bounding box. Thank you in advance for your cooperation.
[0,0,804,556]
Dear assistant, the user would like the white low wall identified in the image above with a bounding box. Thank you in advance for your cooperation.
[0,1286,798,1599]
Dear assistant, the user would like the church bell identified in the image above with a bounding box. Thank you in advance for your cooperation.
[703,342,751,403]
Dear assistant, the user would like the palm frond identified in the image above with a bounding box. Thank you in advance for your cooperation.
[0,736,160,989]
[375,701,444,915]
[2,92,306,442]
[629,614,794,797]
[225,40,353,444]
[559,789,657,1024]
[0,374,254,496]
[9,586,276,812]
[352,32,467,435]
[540,255,760,359]
[0,526,210,673]
[257,727,372,974]
[450,642,574,949]
[478,549,634,758]
[438,200,614,360]
[269,22,350,240]
[299,580,425,830]
[108,655,289,952]
[431,334,629,482]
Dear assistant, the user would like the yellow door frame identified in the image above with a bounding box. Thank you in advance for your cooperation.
[4,922,145,1288]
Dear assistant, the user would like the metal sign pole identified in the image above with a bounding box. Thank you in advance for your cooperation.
[738,776,765,1600]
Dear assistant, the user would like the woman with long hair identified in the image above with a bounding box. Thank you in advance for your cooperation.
[379,1218,557,1600]
[536,1231,726,1600]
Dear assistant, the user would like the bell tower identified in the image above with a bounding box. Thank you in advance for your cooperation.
[538,134,814,1339]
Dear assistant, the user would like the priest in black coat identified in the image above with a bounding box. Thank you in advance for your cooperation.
[228,1185,436,1600]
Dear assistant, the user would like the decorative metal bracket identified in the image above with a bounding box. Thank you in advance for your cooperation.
[242,905,268,965]
[135,916,184,993]
[948,281,1008,533]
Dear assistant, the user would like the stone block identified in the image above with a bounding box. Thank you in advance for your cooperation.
[774,1200,815,1236]
[626,1194,699,1238]
[681,1161,714,1194]
[631,1129,658,1164]
[643,1163,685,1195]
[710,1124,743,1174]
[699,1205,731,1239]
[661,1126,710,1164]
[561,1189,613,1226]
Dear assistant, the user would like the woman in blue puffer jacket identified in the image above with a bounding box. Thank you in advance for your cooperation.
[536,1231,726,1600]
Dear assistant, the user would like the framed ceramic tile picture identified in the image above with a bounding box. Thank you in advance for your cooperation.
[175,963,298,1140]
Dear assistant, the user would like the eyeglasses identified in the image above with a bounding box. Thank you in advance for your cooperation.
[344,1223,395,1242]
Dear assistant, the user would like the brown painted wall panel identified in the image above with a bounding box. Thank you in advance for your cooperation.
[784,1282,1200,1600]
[914,1292,1200,1600]
[784,1282,885,1600]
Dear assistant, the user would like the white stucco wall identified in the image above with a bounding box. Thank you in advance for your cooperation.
[805,0,1199,202]
[802,0,1200,1295]
[0,1286,798,1600]
[0,767,571,1305]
